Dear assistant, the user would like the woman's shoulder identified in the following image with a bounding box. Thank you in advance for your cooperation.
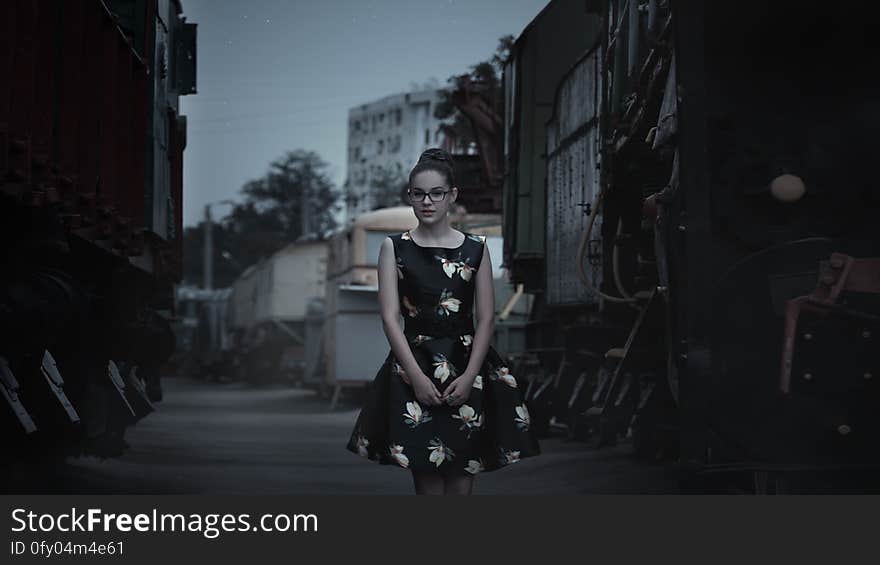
[382,232,409,248]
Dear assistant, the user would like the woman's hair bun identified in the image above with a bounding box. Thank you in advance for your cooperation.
[410,147,456,188]
[417,147,453,165]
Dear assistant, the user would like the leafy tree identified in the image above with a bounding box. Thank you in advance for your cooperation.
[182,149,341,287]
[434,35,514,152]
[370,162,408,210]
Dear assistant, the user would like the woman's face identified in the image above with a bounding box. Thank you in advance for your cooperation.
[409,170,457,224]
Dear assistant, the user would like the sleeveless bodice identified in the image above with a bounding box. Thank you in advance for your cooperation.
[392,229,486,339]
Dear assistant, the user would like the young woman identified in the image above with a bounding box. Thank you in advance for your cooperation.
[345,148,540,495]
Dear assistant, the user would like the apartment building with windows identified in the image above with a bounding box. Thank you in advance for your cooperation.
[344,88,450,221]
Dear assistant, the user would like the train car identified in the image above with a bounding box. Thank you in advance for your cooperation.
[501,2,603,294]
[0,0,196,464]
[506,0,880,490]
[227,238,329,384]
[323,207,417,406]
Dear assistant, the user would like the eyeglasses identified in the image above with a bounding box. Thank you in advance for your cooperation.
[407,188,451,203]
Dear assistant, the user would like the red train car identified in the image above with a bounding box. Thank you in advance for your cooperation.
[0,0,196,465]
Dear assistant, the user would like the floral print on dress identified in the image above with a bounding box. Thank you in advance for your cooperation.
[355,434,370,457]
[396,256,405,280]
[500,448,521,465]
[390,444,410,468]
[435,255,475,281]
[402,401,432,428]
[438,256,459,279]
[436,288,461,316]
[467,233,487,244]
[514,404,531,431]
[427,437,455,467]
[402,295,420,317]
[460,334,473,348]
[465,459,484,474]
[431,353,457,383]
[494,366,517,388]
[457,261,475,281]
[472,375,483,390]
[451,404,483,438]
[411,334,434,346]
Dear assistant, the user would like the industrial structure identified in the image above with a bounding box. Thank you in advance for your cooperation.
[225,239,329,384]
[1,0,195,463]
[498,0,880,491]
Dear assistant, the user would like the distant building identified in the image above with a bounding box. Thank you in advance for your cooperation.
[344,88,451,222]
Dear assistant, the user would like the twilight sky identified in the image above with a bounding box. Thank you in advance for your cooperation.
[178,0,550,226]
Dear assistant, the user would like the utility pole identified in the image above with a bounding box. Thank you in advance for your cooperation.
[300,179,309,238]
[203,204,213,290]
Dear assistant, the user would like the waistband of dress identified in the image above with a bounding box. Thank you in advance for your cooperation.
[404,315,475,338]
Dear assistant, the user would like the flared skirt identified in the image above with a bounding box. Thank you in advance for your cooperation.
[345,342,541,476]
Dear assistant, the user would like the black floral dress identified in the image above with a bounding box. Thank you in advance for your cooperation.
[345,229,541,476]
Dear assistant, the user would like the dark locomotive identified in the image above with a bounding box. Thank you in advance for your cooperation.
[501,0,880,491]
[1,1,196,467]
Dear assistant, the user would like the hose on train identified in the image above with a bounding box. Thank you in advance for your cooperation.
[576,186,638,304]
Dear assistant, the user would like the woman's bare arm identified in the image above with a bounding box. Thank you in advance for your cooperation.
[377,237,429,382]
[461,241,495,381]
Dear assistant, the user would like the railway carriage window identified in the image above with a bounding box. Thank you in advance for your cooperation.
[378,140,384,154]
[395,108,402,126]
[425,129,430,145]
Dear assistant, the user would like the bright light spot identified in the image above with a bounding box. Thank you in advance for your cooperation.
[770,174,806,203]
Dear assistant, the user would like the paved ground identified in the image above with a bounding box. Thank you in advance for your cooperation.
[5,376,679,495]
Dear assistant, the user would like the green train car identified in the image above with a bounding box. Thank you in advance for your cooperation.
[504,0,880,491]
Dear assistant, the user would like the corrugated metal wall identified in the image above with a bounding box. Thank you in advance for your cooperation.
[545,45,604,305]
[502,2,602,290]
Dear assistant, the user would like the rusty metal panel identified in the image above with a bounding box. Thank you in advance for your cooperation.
[546,45,603,306]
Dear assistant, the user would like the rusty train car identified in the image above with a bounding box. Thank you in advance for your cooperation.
[1,0,196,467]
[504,0,880,490]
